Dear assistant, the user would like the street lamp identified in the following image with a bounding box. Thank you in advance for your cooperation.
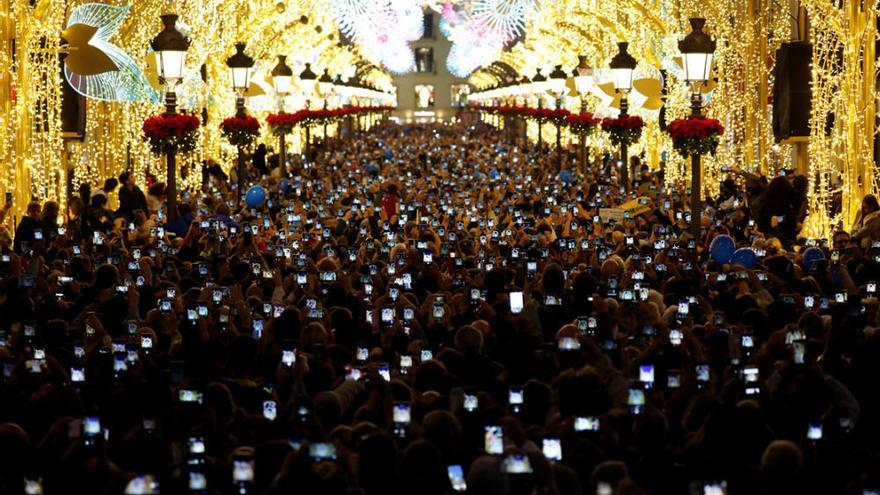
[318,69,334,146]
[531,68,547,149]
[150,13,190,224]
[678,18,716,239]
[609,41,637,192]
[517,75,530,145]
[299,63,317,159]
[226,42,254,201]
[573,55,594,174]
[271,55,293,172]
[548,65,568,171]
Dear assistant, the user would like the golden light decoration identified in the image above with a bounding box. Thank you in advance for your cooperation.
[0,0,877,243]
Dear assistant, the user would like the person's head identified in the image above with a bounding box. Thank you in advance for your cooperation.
[832,230,851,249]
[26,201,41,221]
[68,197,84,218]
[119,172,134,188]
[862,194,880,215]
[761,440,802,485]
[43,201,59,223]
[454,325,484,359]
[103,177,119,193]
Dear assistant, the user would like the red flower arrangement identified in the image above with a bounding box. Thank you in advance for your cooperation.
[666,117,725,157]
[601,115,644,146]
[220,115,260,146]
[566,112,601,135]
[142,113,201,154]
[266,112,304,136]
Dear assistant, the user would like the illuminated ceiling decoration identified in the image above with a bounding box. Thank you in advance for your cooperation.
[439,0,540,77]
[469,0,539,43]
[62,3,159,103]
[329,0,423,74]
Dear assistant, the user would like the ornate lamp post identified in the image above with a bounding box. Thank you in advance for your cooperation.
[679,18,716,239]
[531,68,547,150]
[573,55,594,174]
[150,13,190,223]
[226,42,254,201]
[299,63,317,159]
[609,42,637,192]
[318,69,335,145]
[548,64,568,171]
[517,75,530,145]
[271,55,293,171]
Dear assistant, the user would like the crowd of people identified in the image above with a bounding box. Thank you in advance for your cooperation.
[0,121,878,495]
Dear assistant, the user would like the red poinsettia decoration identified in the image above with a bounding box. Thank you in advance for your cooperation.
[142,113,201,154]
[601,116,644,146]
[266,112,303,136]
[566,112,601,135]
[220,115,260,146]
[666,117,725,157]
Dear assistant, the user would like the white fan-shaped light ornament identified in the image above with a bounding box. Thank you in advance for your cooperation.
[63,3,160,103]
[469,0,538,43]
[381,41,417,74]
[390,0,425,41]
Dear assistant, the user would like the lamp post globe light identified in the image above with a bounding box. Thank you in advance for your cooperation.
[271,55,293,172]
[548,64,568,171]
[150,13,191,224]
[531,68,547,149]
[573,55,594,174]
[678,18,717,239]
[609,41,637,192]
[226,42,255,201]
[573,55,594,113]
[299,63,318,159]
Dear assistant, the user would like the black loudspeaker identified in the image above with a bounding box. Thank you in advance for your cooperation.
[772,41,812,142]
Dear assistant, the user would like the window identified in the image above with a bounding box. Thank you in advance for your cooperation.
[422,13,434,39]
[415,84,435,108]
[451,84,470,108]
[415,47,434,73]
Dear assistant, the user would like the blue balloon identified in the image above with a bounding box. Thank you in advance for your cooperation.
[245,186,267,207]
[709,235,735,264]
[730,248,758,269]
[801,247,825,270]
[559,169,574,184]
[278,178,290,192]
[489,169,500,180]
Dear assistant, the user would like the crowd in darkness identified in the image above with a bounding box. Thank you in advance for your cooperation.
[1,122,880,495]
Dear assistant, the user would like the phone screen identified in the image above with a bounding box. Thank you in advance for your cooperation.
[509,291,523,314]
[484,425,503,454]
[447,465,467,492]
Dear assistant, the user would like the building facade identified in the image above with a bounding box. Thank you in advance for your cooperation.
[392,11,470,123]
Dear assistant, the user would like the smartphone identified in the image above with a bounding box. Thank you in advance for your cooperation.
[502,453,533,473]
[484,425,503,454]
[574,416,600,432]
[393,402,411,424]
[463,394,478,412]
[509,291,524,314]
[257,400,276,422]
[448,465,467,492]
[639,365,655,388]
[542,437,562,463]
[628,388,645,415]
[281,348,296,367]
[309,442,337,461]
[232,456,255,482]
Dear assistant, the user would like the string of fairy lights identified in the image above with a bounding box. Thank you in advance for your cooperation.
[0,0,877,237]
